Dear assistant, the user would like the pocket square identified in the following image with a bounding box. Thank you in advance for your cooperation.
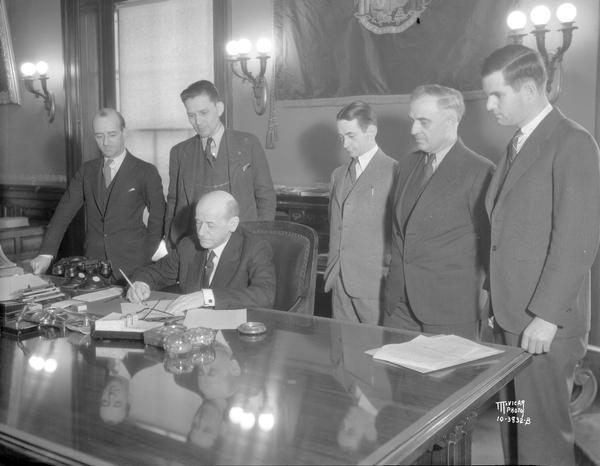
[242,163,251,172]
[128,187,136,192]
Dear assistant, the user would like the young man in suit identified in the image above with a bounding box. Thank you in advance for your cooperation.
[31,108,165,281]
[128,190,276,313]
[164,80,276,248]
[383,85,495,339]
[324,101,397,324]
[482,44,600,466]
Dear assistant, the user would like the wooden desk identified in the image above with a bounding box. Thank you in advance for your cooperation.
[0,309,529,465]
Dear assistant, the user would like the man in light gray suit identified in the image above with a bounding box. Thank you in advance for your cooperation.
[383,85,495,339]
[324,101,397,324]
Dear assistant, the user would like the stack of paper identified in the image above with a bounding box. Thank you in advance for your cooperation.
[369,335,503,373]
[93,312,163,338]
[0,274,49,301]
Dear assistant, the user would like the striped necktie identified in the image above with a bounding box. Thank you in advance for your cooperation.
[420,152,436,189]
[507,129,523,166]
[204,137,215,166]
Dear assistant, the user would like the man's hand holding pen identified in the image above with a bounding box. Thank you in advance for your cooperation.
[126,281,151,304]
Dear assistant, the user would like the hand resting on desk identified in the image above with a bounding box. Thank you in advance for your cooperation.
[166,291,205,315]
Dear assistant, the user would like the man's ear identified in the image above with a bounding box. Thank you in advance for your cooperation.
[520,79,539,100]
[228,216,240,232]
[366,124,378,140]
[216,101,225,117]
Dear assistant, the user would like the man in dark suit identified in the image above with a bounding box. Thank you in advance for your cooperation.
[482,44,600,466]
[324,101,397,324]
[128,190,276,313]
[31,108,165,281]
[383,85,495,339]
[164,80,276,248]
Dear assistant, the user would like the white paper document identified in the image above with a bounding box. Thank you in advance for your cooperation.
[121,299,173,319]
[0,273,49,301]
[183,308,247,330]
[94,312,163,333]
[369,334,503,373]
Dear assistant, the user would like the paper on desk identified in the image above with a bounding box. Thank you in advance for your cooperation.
[95,312,163,332]
[0,273,49,300]
[369,334,503,373]
[183,308,247,330]
[121,299,173,318]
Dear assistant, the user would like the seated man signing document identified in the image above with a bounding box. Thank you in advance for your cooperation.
[127,191,276,314]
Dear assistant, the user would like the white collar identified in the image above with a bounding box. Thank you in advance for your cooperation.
[202,124,225,158]
[354,144,378,173]
[519,103,553,145]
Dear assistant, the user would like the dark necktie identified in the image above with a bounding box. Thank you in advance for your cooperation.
[103,158,113,188]
[420,152,436,189]
[204,137,215,166]
[202,250,215,288]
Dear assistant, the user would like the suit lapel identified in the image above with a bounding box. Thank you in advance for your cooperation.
[413,140,465,213]
[340,149,388,203]
[224,129,246,188]
[395,153,421,242]
[491,108,562,212]
[91,158,105,215]
[210,230,243,287]
[104,152,134,214]
[183,137,202,204]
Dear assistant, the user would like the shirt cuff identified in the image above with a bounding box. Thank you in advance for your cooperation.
[40,254,54,259]
[202,289,215,307]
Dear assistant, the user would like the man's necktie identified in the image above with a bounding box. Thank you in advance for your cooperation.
[103,158,113,188]
[204,137,215,166]
[202,250,215,288]
[420,152,436,189]
[506,129,523,166]
[494,129,523,205]
[349,157,359,184]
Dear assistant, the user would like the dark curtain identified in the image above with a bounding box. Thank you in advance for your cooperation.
[275,0,514,99]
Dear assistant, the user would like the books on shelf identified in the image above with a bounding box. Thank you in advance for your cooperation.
[368,334,503,373]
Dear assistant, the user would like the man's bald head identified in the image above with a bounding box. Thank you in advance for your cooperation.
[194,191,240,249]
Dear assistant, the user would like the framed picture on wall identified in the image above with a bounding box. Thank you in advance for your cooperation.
[0,0,20,105]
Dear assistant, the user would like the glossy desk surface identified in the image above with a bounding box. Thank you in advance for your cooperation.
[0,307,529,465]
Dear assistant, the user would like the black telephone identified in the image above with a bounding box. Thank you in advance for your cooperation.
[51,256,113,291]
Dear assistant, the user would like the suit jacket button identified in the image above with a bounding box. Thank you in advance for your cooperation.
[492,245,497,251]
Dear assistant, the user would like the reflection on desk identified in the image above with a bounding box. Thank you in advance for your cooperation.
[0,308,529,465]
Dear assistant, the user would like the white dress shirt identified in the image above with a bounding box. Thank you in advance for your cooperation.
[353,144,379,180]
[201,236,230,306]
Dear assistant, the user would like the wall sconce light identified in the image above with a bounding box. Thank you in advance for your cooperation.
[506,2,577,102]
[20,61,56,123]
[226,37,272,115]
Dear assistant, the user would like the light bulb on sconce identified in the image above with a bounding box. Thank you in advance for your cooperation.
[556,3,577,23]
[505,2,578,103]
[226,37,272,115]
[530,5,552,26]
[20,60,55,123]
